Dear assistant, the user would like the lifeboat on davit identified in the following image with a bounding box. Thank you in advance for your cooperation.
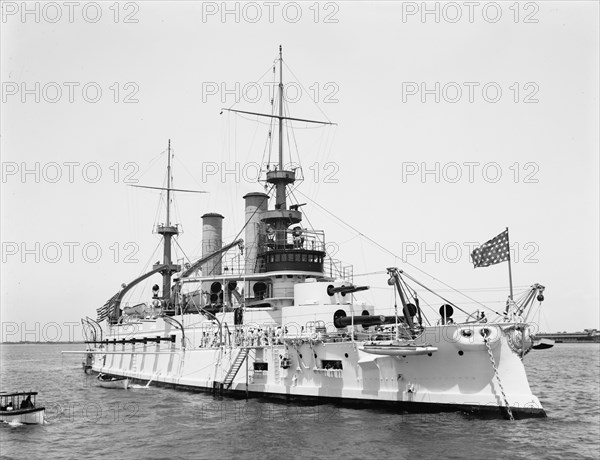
[360,341,438,356]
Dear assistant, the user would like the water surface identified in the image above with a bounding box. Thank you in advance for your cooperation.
[1,343,598,459]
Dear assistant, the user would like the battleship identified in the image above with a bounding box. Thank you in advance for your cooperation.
[79,47,547,420]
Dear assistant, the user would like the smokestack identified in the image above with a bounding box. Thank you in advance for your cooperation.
[243,192,269,274]
[201,213,224,276]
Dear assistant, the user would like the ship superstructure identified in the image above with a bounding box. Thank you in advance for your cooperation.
[81,48,547,419]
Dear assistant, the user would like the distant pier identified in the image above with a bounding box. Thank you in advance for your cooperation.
[536,329,600,343]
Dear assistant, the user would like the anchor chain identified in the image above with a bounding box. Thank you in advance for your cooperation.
[483,337,514,421]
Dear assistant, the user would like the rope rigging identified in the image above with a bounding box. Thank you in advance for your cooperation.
[294,188,498,314]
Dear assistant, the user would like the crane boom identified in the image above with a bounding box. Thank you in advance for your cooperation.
[180,239,244,278]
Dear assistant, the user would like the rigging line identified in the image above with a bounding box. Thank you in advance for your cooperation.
[232,109,236,165]
[380,284,531,292]
[132,163,170,228]
[223,62,275,112]
[281,124,333,130]
[413,295,432,326]
[358,238,376,305]
[267,119,275,168]
[414,288,528,294]
[172,196,185,233]
[173,238,192,265]
[152,193,166,230]
[283,99,293,167]
[226,109,332,129]
[287,101,307,185]
[399,271,472,316]
[284,107,304,181]
[227,112,281,126]
[353,270,388,277]
[332,233,360,247]
[282,60,334,124]
[294,188,494,312]
[221,112,231,179]
[172,156,210,191]
[259,121,275,176]
[123,238,163,305]
[283,98,297,164]
[141,239,162,275]
[261,82,278,168]
[367,292,517,306]
[400,275,419,301]
[266,57,278,167]
[417,285,531,292]
[242,86,275,168]
[322,128,338,184]
[289,189,316,234]
[160,162,170,221]
[136,147,168,181]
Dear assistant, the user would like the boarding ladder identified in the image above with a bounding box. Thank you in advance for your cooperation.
[130,353,138,376]
[223,348,249,389]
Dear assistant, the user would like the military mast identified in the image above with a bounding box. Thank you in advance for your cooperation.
[155,139,181,305]
[261,46,302,244]
[221,46,336,274]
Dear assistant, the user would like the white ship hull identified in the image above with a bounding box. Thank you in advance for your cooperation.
[89,317,545,419]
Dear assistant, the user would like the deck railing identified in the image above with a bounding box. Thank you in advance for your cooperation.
[258,228,326,252]
[323,258,353,282]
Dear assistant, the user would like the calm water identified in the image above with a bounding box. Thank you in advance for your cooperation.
[1,343,599,460]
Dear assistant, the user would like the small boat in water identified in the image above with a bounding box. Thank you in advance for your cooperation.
[0,391,45,425]
[532,337,555,350]
[97,373,129,389]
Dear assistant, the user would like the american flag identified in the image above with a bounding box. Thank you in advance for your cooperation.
[471,229,510,268]
[97,292,119,322]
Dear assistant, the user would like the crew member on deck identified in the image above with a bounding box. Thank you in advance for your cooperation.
[292,227,304,248]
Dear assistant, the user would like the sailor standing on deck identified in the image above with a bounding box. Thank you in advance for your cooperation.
[151,284,161,317]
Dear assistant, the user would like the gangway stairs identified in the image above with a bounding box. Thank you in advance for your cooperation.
[223,348,249,389]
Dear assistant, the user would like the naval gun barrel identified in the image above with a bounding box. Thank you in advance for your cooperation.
[334,314,385,328]
[334,315,404,328]
[327,285,370,296]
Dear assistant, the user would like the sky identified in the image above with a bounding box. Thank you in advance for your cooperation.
[1,1,598,342]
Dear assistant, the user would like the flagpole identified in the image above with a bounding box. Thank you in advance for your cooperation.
[506,227,514,301]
